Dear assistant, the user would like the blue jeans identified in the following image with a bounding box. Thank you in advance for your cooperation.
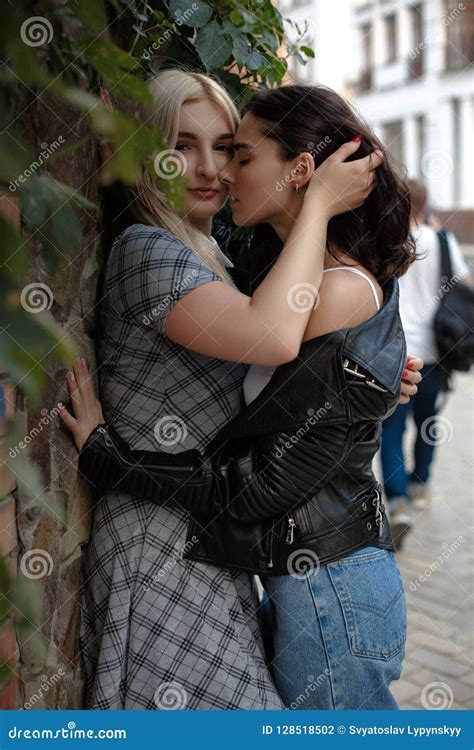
[380,363,446,500]
[260,546,407,710]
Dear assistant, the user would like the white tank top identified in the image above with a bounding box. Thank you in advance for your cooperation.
[243,267,381,406]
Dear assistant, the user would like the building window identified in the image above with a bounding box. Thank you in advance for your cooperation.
[384,120,404,169]
[416,114,426,176]
[385,13,398,63]
[409,3,424,77]
[359,22,373,90]
[445,0,474,70]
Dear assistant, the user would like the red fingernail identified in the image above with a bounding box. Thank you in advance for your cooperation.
[352,135,361,142]
[408,361,416,369]
[402,370,408,378]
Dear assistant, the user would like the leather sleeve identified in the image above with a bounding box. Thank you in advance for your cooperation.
[77,419,351,521]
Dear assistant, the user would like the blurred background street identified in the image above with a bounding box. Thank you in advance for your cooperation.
[376,364,473,710]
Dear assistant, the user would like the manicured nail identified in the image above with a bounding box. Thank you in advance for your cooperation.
[402,370,408,378]
[352,135,361,142]
[408,361,416,369]
[68,371,75,382]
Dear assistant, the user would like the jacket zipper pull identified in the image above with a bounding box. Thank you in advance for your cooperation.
[286,517,296,545]
[373,490,384,538]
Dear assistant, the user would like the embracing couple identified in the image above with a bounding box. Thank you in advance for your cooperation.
[58,70,423,710]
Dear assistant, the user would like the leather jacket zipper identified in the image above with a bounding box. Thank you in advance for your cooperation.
[95,426,195,472]
[286,516,296,545]
[268,519,275,568]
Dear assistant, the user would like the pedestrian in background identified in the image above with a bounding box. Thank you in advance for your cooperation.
[381,178,472,547]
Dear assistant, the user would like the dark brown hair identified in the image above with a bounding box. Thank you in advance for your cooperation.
[242,84,416,287]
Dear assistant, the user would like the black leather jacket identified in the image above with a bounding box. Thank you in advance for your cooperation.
[79,276,406,575]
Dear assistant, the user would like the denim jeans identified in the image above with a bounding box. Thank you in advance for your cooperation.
[260,546,407,710]
[380,363,447,500]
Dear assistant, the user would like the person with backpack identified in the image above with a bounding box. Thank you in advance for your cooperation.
[380,178,472,547]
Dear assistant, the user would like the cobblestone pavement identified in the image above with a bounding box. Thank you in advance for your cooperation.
[375,370,473,710]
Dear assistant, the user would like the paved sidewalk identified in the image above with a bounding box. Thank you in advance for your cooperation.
[376,371,473,710]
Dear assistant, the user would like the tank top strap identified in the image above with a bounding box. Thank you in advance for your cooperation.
[323,266,381,311]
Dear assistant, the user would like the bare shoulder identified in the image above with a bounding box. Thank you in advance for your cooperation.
[302,266,383,341]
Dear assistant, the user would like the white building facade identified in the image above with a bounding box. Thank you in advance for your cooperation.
[277,0,474,241]
[348,0,473,240]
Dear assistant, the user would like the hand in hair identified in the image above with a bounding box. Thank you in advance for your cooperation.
[303,139,384,218]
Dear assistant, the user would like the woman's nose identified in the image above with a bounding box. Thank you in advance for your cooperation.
[196,149,220,180]
[219,158,236,185]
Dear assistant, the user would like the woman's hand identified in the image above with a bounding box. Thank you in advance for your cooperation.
[57,358,105,451]
[304,138,384,218]
[399,356,423,404]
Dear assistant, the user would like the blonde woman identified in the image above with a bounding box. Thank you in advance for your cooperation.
[61,70,388,710]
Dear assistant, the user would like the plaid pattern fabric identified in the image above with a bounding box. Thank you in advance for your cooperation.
[81,224,283,709]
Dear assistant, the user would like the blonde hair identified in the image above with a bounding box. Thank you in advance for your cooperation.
[126,69,240,281]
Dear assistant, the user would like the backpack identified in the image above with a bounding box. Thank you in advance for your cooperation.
[434,230,474,373]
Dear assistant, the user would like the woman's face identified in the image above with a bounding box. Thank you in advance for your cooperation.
[220,112,302,230]
[173,98,234,231]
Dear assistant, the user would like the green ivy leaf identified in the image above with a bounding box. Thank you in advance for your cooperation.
[300,45,315,58]
[168,0,212,29]
[194,21,233,70]
[231,35,249,67]
[246,51,268,71]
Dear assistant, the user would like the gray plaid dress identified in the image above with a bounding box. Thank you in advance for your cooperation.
[80,224,283,710]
